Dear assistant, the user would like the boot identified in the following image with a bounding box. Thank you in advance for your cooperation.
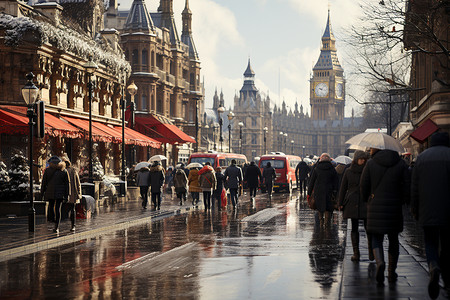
[351,232,360,262]
[367,233,374,261]
[318,212,324,227]
[373,247,385,284]
[324,211,331,227]
[428,261,441,299]
[388,252,399,283]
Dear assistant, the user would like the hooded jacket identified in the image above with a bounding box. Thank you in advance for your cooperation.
[199,165,217,190]
[173,168,188,191]
[136,167,151,187]
[188,169,202,193]
[244,163,262,188]
[41,161,70,201]
[149,164,165,193]
[360,149,410,234]
[308,160,338,212]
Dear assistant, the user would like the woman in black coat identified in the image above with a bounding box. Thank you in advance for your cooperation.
[338,150,371,262]
[360,148,410,284]
[307,153,338,228]
[244,161,262,199]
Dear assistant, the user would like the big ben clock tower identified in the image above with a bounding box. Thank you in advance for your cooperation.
[310,9,345,121]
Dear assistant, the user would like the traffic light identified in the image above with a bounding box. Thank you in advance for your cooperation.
[34,100,45,138]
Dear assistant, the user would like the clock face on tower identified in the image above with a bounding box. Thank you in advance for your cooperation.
[336,83,343,98]
[315,82,328,97]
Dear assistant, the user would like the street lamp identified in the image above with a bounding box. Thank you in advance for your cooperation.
[279,131,283,152]
[238,121,244,154]
[263,127,268,155]
[127,81,137,166]
[22,72,39,232]
[120,75,126,181]
[302,145,305,158]
[227,111,234,153]
[204,124,209,151]
[217,106,225,152]
[291,140,294,155]
[83,56,98,183]
[284,133,288,153]
[213,123,218,151]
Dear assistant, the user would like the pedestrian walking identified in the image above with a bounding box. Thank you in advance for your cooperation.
[262,161,276,198]
[149,161,165,210]
[224,159,243,208]
[62,157,81,232]
[295,159,310,195]
[136,165,151,209]
[360,148,410,284]
[411,132,450,299]
[198,162,216,210]
[188,166,202,205]
[165,166,174,196]
[212,167,225,209]
[307,153,338,228]
[40,156,70,233]
[337,150,371,262]
[244,161,261,200]
[173,165,188,206]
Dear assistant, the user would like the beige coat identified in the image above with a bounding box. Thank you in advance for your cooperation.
[188,169,202,193]
[66,166,81,204]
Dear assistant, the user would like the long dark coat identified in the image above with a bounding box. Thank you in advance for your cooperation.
[360,150,410,235]
[41,161,70,201]
[307,161,338,213]
[149,164,165,193]
[411,144,450,227]
[244,164,262,189]
[295,161,310,181]
[224,164,243,189]
[338,163,366,219]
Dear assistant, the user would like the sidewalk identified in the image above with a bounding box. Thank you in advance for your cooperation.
[339,221,448,299]
[0,196,203,262]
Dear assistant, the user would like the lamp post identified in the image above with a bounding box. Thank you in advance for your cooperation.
[238,122,244,154]
[263,127,268,155]
[218,106,225,152]
[284,133,288,154]
[22,72,39,232]
[121,76,126,181]
[127,81,137,166]
[213,123,218,151]
[302,145,305,158]
[279,131,283,152]
[291,140,294,155]
[204,124,209,151]
[83,57,98,183]
[227,111,234,153]
[194,98,200,152]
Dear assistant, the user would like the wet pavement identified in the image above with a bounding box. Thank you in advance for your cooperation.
[0,191,448,299]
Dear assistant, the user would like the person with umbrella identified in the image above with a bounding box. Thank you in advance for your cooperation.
[411,132,450,299]
[149,161,165,210]
[244,161,262,200]
[338,150,371,262]
[136,163,151,209]
[307,153,338,228]
[360,147,410,284]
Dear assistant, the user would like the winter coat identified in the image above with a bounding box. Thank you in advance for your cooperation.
[149,164,165,193]
[244,164,262,188]
[41,161,70,201]
[224,164,243,189]
[360,150,410,235]
[173,169,188,194]
[411,145,450,227]
[338,163,366,219]
[188,169,202,193]
[295,161,310,181]
[214,171,225,194]
[136,167,151,187]
[307,161,338,213]
[262,166,276,185]
[198,165,217,191]
[66,166,81,204]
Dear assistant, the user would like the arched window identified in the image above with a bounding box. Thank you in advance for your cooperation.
[132,49,138,65]
[142,49,148,67]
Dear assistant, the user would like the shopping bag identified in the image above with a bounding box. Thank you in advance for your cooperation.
[221,188,227,208]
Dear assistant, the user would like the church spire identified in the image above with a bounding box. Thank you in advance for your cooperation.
[181,0,199,60]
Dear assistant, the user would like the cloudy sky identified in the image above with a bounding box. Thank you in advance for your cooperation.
[120,0,363,116]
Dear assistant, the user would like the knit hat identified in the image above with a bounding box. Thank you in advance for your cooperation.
[430,132,449,147]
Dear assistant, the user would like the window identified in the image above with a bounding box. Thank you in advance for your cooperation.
[251,117,257,126]
[132,49,138,65]
[260,159,285,169]
[251,134,257,144]
[191,157,215,166]
[142,49,148,66]
[141,94,148,110]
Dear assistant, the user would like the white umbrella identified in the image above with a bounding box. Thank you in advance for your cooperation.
[134,161,150,171]
[149,155,168,163]
[186,162,203,169]
[334,155,352,165]
[346,132,404,153]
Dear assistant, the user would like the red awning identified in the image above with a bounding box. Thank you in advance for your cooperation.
[0,106,82,138]
[63,117,115,143]
[113,126,161,148]
[410,119,439,143]
[134,114,196,144]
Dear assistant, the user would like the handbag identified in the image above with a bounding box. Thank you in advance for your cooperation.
[307,194,316,210]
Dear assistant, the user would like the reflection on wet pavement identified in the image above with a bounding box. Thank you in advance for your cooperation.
[0,192,347,299]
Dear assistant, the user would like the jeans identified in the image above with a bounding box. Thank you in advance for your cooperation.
[372,232,399,256]
[230,188,238,207]
[151,192,161,208]
[48,199,63,229]
[249,187,257,198]
[298,179,307,193]
[139,186,149,207]
[423,226,450,286]
[203,191,212,209]
[212,190,221,208]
